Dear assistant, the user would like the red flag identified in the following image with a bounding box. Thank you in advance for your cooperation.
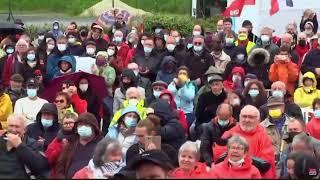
[245,0,255,5]
[270,0,279,16]
[223,0,246,17]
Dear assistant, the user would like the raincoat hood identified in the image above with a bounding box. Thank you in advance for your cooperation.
[119,105,141,122]
[160,56,177,71]
[302,72,317,88]
[36,103,59,125]
[159,89,177,110]
[150,99,177,126]
[247,48,270,67]
[231,66,245,78]
[58,55,76,72]
[121,68,138,86]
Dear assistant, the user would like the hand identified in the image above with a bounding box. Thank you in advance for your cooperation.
[173,78,178,85]
[6,133,22,148]
[62,138,69,147]
[37,136,45,146]
[68,85,77,96]
[315,68,320,75]
[146,142,157,150]
[195,78,201,86]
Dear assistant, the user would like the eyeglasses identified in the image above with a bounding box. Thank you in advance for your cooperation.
[63,121,75,126]
[229,146,245,151]
[194,42,202,46]
[240,114,258,119]
[55,99,65,103]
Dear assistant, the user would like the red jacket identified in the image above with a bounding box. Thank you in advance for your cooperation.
[170,162,209,178]
[70,94,87,114]
[294,44,310,67]
[306,117,320,140]
[210,155,261,179]
[110,43,130,73]
[45,138,64,176]
[160,90,188,133]
[125,47,136,67]
[223,66,245,93]
[73,166,92,179]
[2,54,15,87]
[221,124,276,179]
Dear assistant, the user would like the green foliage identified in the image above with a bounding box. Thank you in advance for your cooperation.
[121,0,192,15]
[0,0,100,15]
[143,14,221,37]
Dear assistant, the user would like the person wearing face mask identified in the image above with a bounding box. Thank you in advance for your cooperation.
[223,66,245,93]
[125,32,139,64]
[25,103,60,151]
[48,21,64,39]
[300,9,318,35]
[91,51,116,95]
[133,36,162,82]
[2,38,29,87]
[146,81,168,106]
[77,77,100,122]
[110,30,130,73]
[210,136,261,179]
[66,32,84,56]
[226,90,243,121]
[14,78,48,125]
[20,47,42,82]
[224,46,248,79]
[306,98,320,140]
[153,32,167,58]
[261,96,291,166]
[217,18,238,43]
[82,41,97,58]
[55,113,103,178]
[294,72,320,108]
[277,33,300,64]
[163,36,181,65]
[54,55,76,78]
[168,66,196,128]
[304,22,318,46]
[127,63,152,99]
[156,55,177,85]
[250,27,279,65]
[222,33,238,58]
[243,80,267,109]
[294,32,310,68]
[169,30,188,66]
[195,74,227,130]
[208,34,231,73]
[200,103,236,167]
[259,81,303,122]
[36,34,56,73]
[0,81,13,129]
[5,74,26,108]
[107,106,141,157]
[183,35,214,86]
[269,45,299,95]
[32,30,46,48]
[235,27,256,54]
[242,20,258,43]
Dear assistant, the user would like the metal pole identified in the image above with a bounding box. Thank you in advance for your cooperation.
[112,0,114,8]
[7,0,15,22]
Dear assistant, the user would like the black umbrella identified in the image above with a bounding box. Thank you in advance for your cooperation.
[0,21,24,35]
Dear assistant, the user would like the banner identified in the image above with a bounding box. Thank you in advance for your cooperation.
[245,0,255,5]
[270,0,279,16]
[223,0,246,17]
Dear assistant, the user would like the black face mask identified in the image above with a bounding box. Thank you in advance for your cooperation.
[298,40,307,47]
[284,131,301,144]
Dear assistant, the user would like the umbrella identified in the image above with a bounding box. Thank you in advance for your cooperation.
[96,8,131,28]
[40,71,109,103]
[0,21,24,35]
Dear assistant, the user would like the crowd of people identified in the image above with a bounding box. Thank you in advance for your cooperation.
[0,8,320,179]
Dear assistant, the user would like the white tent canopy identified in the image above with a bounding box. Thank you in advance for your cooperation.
[229,0,320,36]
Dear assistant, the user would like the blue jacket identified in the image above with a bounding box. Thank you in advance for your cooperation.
[168,80,196,113]
[53,55,76,78]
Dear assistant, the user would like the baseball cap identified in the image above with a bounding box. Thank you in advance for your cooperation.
[129,150,174,171]
[267,96,285,107]
[10,74,24,82]
[152,81,168,88]
[26,78,38,88]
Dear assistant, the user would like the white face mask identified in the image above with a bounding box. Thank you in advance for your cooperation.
[231,98,241,106]
[193,31,201,36]
[107,49,115,56]
[166,44,176,52]
[86,47,95,55]
[57,44,67,52]
[228,158,245,167]
[232,75,241,82]
[47,44,55,50]
[79,84,88,92]
[53,25,59,30]
[27,61,37,68]
[38,35,45,40]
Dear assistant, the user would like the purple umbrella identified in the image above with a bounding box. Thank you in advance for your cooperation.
[97,8,130,28]
[40,71,109,103]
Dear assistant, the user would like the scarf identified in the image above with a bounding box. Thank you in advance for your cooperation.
[87,159,125,178]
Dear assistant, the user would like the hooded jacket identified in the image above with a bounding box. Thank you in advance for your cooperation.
[110,42,131,74]
[221,124,276,178]
[54,55,76,78]
[210,155,261,179]
[171,162,209,178]
[200,116,236,166]
[223,66,245,93]
[246,48,272,88]
[26,103,60,150]
[269,57,299,95]
[159,90,188,134]
[223,46,248,79]
[301,48,320,88]
[306,116,320,140]
[0,93,12,129]
[294,72,320,108]
[294,43,310,68]
[48,21,64,39]
[150,100,186,150]
[156,56,177,85]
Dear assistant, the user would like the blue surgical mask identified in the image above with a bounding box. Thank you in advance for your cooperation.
[27,89,37,98]
[27,54,36,61]
[124,117,137,128]
[272,90,284,98]
[6,48,14,54]
[155,28,162,34]
[218,119,229,127]
[187,43,193,50]
[77,125,93,138]
[115,37,123,43]
[153,90,161,98]
[314,110,320,119]
[248,89,259,98]
[144,46,153,54]
[41,118,53,128]
[193,45,203,52]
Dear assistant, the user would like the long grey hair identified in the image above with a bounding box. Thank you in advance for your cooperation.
[93,137,121,167]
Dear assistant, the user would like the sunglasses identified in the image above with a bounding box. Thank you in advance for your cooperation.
[55,99,65,103]
[194,42,202,46]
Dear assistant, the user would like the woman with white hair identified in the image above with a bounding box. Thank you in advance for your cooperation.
[73,137,125,179]
[210,136,261,179]
[170,141,209,178]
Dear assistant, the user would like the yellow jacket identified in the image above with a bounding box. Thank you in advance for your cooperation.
[235,40,256,54]
[109,99,147,127]
[294,72,320,108]
[0,93,13,129]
